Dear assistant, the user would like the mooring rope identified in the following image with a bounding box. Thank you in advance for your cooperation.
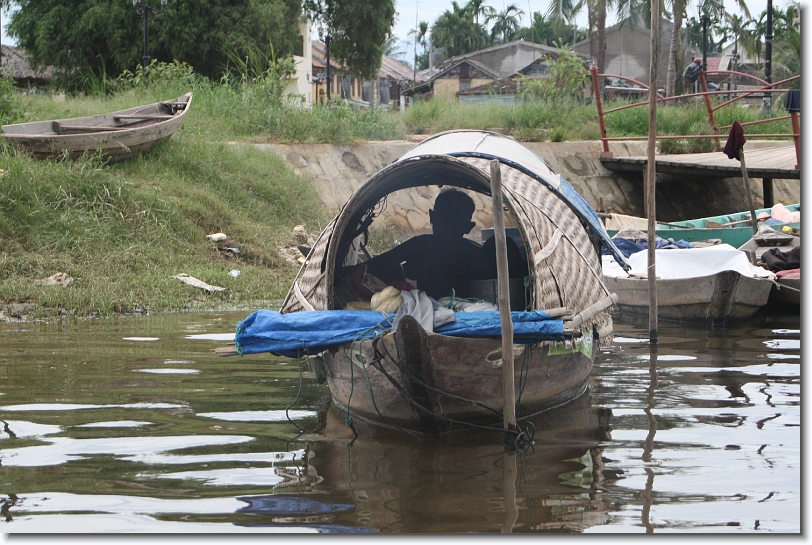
[366,336,536,447]
[284,344,308,433]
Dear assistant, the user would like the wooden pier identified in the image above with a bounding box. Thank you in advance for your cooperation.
[600,143,800,180]
[600,143,799,206]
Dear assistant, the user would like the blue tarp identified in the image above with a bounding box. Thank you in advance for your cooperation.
[235,309,565,358]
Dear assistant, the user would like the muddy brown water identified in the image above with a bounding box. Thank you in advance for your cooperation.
[0,310,800,533]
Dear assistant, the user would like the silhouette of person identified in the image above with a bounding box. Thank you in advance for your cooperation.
[351,188,483,299]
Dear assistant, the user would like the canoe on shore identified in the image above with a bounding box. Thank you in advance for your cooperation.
[1,92,192,161]
[236,130,628,435]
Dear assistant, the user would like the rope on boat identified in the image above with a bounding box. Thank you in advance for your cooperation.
[344,318,400,439]
[354,335,421,440]
[366,336,536,448]
[284,346,307,433]
[371,336,503,417]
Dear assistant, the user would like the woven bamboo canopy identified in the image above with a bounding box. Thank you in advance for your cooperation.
[281,130,625,340]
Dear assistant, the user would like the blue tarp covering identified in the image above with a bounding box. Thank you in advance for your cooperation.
[235,309,564,358]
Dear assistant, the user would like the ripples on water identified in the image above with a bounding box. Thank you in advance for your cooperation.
[0,310,800,533]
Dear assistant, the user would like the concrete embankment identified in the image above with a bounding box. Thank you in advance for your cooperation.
[247,140,800,235]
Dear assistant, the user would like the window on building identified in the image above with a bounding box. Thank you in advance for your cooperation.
[459,81,471,90]
[293,35,304,58]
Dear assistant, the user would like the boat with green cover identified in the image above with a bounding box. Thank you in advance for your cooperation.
[606,203,800,248]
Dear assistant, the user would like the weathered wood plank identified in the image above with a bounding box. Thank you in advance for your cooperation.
[114,114,175,121]
[59,125,132,132]
[602,144,799,179]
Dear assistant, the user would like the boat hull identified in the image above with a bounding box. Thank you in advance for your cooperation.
[770,276,801,306]
[2,92,192,161]
[603,270,773,323]
[606,204,800,247]
[321,315,593,434]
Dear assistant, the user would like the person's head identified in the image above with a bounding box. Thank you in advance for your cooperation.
[429,188,476,238]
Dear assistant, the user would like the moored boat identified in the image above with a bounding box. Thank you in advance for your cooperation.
[739,226,801,309]
[235,130,628,435]
[1,92,192,161]
[604,203,800,248]
[602,244,775,323]
[771,270,801,306]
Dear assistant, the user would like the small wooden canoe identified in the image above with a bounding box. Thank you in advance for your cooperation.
[1,92,192,161]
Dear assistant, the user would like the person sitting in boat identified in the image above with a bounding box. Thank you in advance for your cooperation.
[354,188,483,300]
[336,188,528,304]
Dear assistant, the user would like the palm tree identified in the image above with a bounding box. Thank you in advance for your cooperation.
[489,4,525,43]
[431,1,488,57]
[664,0,688,96]
[408,21,429,70]
[464,0,495,26]
[547,0,586,33]
[514,11,577,44]
[383,34,405,59]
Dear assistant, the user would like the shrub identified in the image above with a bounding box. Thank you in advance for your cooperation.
[0,77,23,124]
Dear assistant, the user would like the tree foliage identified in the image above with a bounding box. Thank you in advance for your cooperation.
[430,1,489,57]
[8,0,302,82]
[514,11,584,45]
[518,49,588,102]
[306,0,396,81]
[489,3,524,43]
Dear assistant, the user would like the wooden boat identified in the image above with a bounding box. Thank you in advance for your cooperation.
[605,203,800,248]
[250,130,625,435]
[602,244,774,323]
[738,228,801,309]
[770,272,801,306]
[1,92,192,161]
[603,271,773,323]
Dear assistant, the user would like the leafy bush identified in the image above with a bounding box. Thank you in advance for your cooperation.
[0,77,23,124]
[518,49,588,103]
[117,60,203,94]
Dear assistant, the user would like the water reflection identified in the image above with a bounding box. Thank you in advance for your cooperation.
[306,397,615,533]
[0,311,800,533]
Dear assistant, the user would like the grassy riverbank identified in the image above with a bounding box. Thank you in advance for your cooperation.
[0,73,794,319]
[0,82,334,319]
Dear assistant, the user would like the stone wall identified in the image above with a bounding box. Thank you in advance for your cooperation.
[246,140,800,236]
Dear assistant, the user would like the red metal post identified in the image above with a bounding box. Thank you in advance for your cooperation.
[591,66,612,158]
[790,111,800,170]
[698,70,721,151]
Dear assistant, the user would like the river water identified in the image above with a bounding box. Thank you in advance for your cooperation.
[0,309,800,534]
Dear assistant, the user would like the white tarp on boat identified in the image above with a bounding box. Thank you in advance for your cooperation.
[602,244,776,280]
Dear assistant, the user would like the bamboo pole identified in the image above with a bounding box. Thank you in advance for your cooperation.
[646,0,660,344]
[737,149,760,236]
[490,159,517,440]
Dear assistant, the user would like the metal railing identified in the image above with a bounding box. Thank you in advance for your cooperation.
[590,66,800,169]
